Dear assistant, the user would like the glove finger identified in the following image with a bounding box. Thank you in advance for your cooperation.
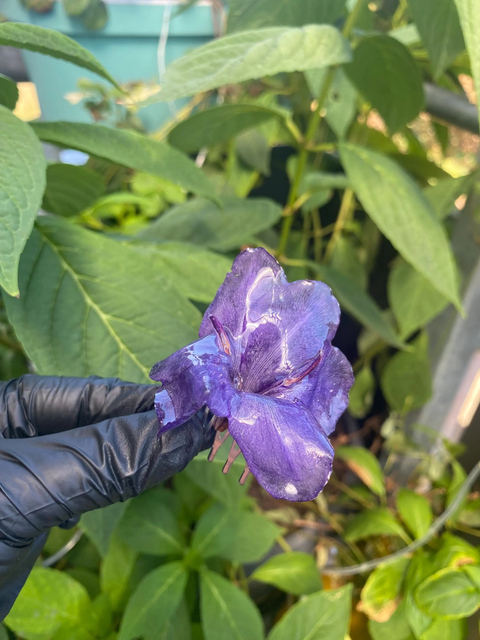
[0,410,204,543]
[0,375,156,438]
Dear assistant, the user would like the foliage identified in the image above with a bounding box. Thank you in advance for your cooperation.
[2,0,480,637]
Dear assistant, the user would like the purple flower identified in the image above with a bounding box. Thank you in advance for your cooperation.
[150,248,353,502]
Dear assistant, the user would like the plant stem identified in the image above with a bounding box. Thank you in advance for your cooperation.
[323,188,355,263]
[311,209,323,262]
[453,522,480,539]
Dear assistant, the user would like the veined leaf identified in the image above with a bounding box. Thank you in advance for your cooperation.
[0,22,120,89]
[81,502,127,557]
[32,122,217,203]
[336,446,385,497]
[344,508,409,542]
[137,197,282,252]
[252,552,322,595]
[345,35,424,133]
[407,0,464,79]
[397,488,433,539]
[42,163,105,217]
[157,25,351,102]
[3,216,200,383]
[200,569,264,640]
[339,143,461,310]
[0,106,46,296]
[359,558,410,622]
[227,0,347,33]
[0,74,18,110]
[453,0,480,128]
[168,103,280,154]
[415,567,480,619]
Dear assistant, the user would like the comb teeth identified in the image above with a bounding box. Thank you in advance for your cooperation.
[223,440,242,473]
[208,428,230,462]
[239,465,251,485]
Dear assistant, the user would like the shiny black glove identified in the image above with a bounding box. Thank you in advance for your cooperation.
[0,375,213,621]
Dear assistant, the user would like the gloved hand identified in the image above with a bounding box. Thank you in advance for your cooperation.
[0,374,213,621]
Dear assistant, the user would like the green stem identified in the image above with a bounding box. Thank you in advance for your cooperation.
[323,188,355,263]
[312,209,323,262]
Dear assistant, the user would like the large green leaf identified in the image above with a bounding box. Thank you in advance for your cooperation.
[397,489,433,540]
[404,553,435,639]
[168,104,280,154]
[0,74,18,110]
[368,601,415,640]
[421,618,467,640]
[339,143,461,309]
[157,26,351,102]
[252,552,322,595]
[309,262,404,347]
[0,22,119,89]
[191,502,280,563]
[100,534,137,612]
[345,36,424,132]
[415,567,480,619]
[227,0,347,32]
[0,106,46,296]
[453,0,480,128]
[344,508,409,542]
[42,163,105,217]
[200,569,264,640]
[388,261,449,339]
[3,216,200,383]
[423,172,477,219]
[135,242,231,304]
[336,446,385,497]
[359,558,410,622]
[32,122,216,202]
[137,197,282,252]
[268,585,352,640]
[117,491,185,556]
[81,502,127,557]
[235,129,271,175]
[118,562,187,640]
[407,0,464,79]
[5,568,90,638]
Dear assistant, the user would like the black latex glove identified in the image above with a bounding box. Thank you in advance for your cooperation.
[0,375,213,621]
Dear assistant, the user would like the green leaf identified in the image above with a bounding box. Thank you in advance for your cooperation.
[158,26,351,102]
[227,0,347,32]
[381,337,432,413]
[302,172,349,191]
[344,508,409,542]
[434,533,480,570]
[136,197,282,252]
[424,172,477,219]
[305,67,357,139]
[462,565,480,589]
[81,502,127,557]
[368,601,415,640]
[168,104,279,154]
[309,262,404,348]
[407,0,464,79]
[158,599,192,640]
[3,216,200,382]
[0,22,119,90]
[100,534,137,612]
[0,625,8,640]
[268,584,352,640]
[200,569,264,640]
[118,562,187,640]
[31,122,217,203]
[191,502,280,564]
[359,558,410,622]
[348,367,375,419]
[117,491,184,556]
[421,618,468,640]
[330,236,367,291]
[184,451,249,507]
[252,552,322,595]
[339,143,461,310]
[388,261,449,339]
[336,446,385,496]
[0,106,46,296]
[453,0,480,129]
[5,567,90,638]
[135,242,231,304]
[63,0,91,16]
[404,552,435,638]
[80,0,108,30]
[235,129,271,175]
[0,74,18,110]
[415,567,480,619]
[345,36,423,132]
[42,163,105,217]
[396,488,433,540]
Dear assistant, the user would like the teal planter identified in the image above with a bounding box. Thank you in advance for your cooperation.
[1,0,215,130]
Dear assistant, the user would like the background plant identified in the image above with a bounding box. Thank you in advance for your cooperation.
[1,0,480,637]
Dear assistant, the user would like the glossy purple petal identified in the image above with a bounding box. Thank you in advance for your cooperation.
[150,334,233,432]
[272,347,354,436]
[200,248,341,387]
[226,392,334,502]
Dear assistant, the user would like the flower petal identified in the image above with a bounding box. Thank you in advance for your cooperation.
[200,247,341,389]
[150,334,233,432]
[272,347,353,436]
[226,392,334,502]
